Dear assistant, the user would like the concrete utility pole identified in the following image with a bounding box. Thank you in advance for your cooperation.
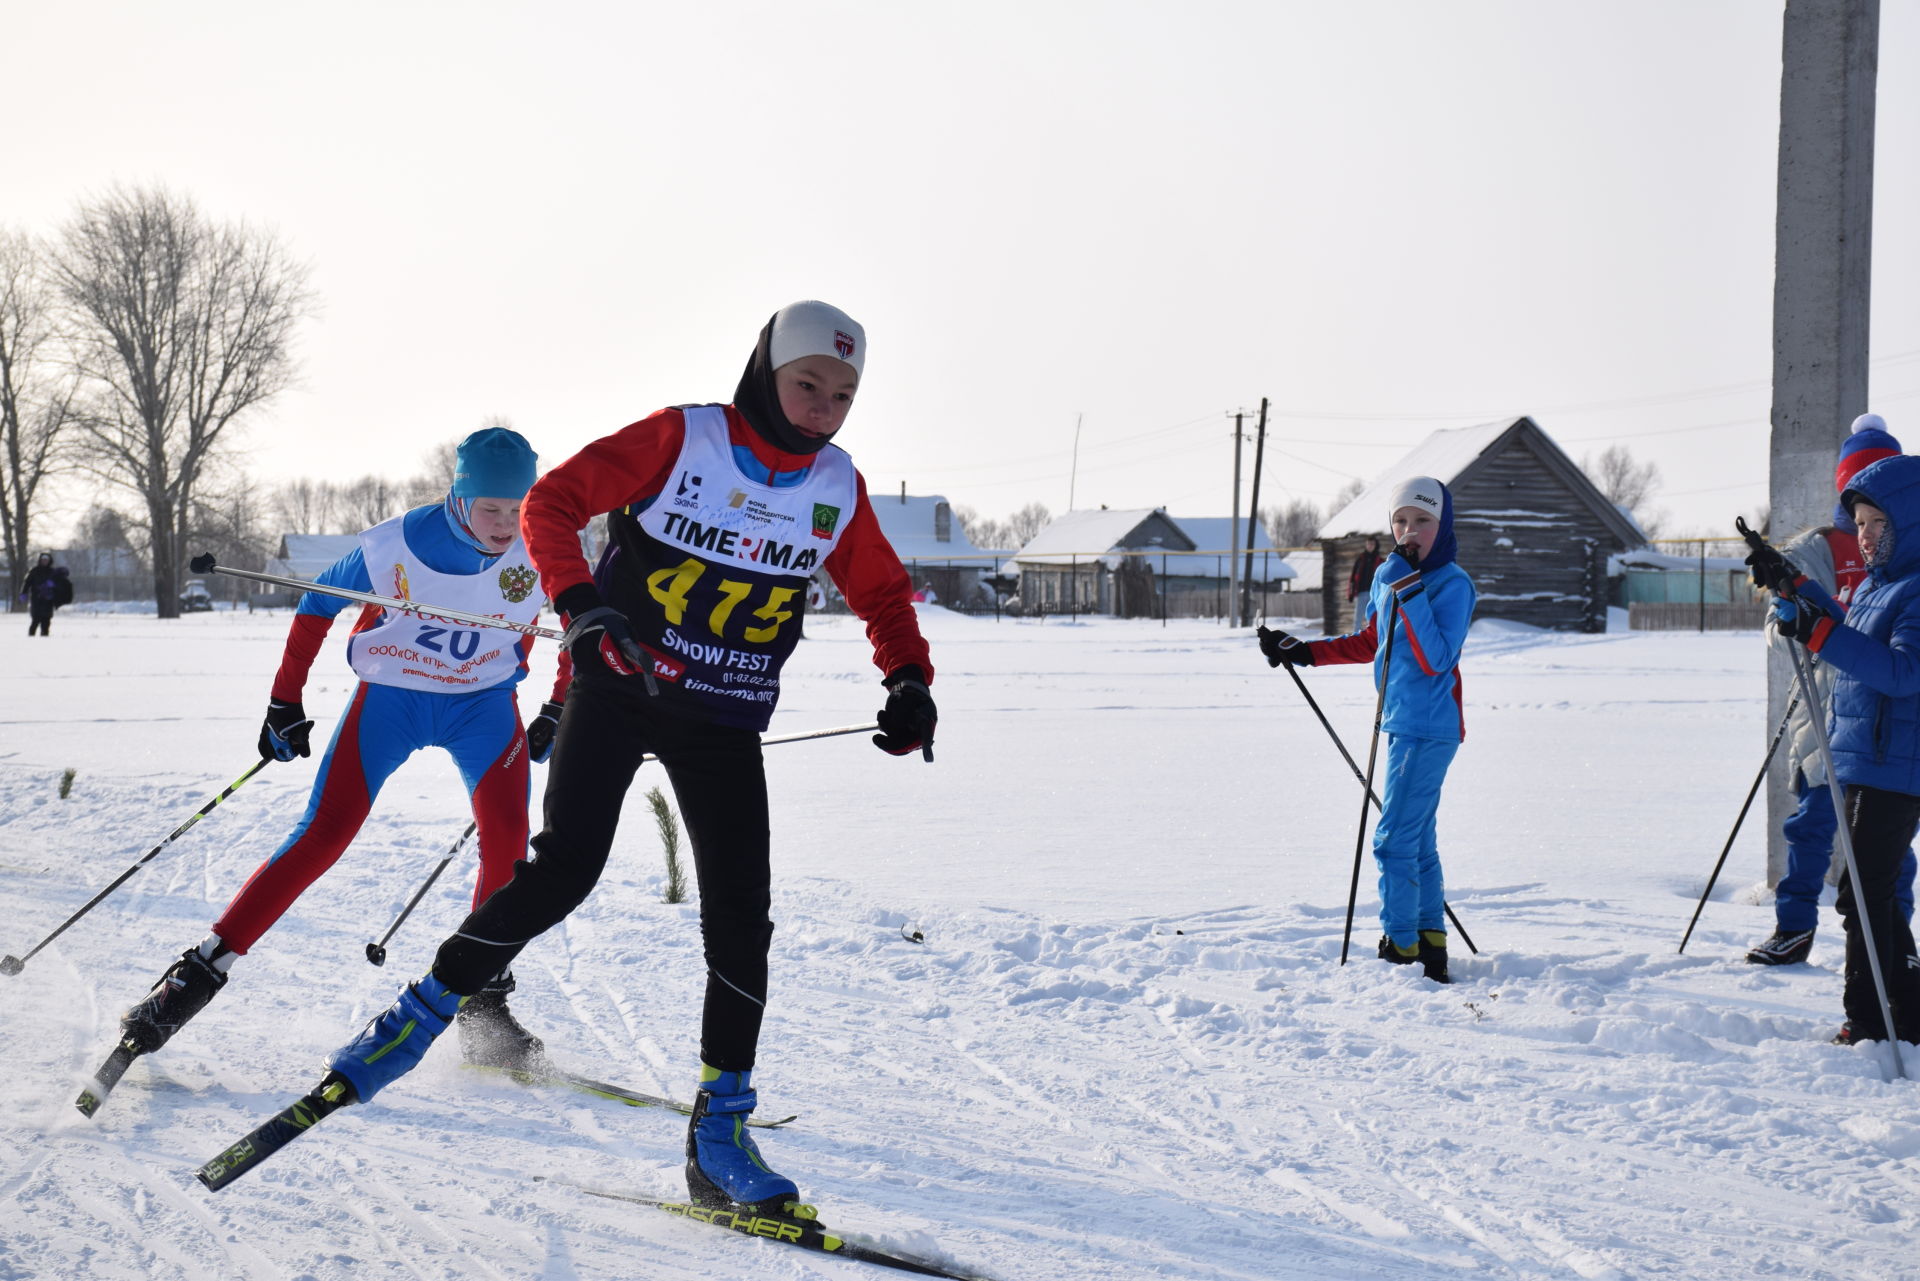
[1767,0,1878,886]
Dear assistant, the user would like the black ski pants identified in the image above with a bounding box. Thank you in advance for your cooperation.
[27,604,51,636]
[1836,784,1920,1039]
[432,671,773,1072]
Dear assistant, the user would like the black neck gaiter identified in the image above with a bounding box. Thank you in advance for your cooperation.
[732,314,837,456]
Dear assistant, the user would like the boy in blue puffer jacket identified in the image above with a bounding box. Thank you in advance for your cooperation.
[1258,476,1477,982]
[1765,451,1920,1044]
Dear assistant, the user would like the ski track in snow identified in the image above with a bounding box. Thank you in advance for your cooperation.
[2,610,1918,1279]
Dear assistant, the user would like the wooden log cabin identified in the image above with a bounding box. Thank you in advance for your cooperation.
[1318,417,1645,635]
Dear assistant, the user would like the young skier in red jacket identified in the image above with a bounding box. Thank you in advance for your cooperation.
[325,301,937,1218]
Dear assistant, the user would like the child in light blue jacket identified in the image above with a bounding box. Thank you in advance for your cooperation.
[1260,476,1477,981]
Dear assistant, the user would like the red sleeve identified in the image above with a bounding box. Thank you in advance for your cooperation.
[547,646,573,703]
[1307,612,1378,667]
[270,613,336,702]
[824,472,935,684]
[521,409,687,604]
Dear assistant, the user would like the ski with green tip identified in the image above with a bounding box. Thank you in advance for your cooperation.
[535,1177,995,1280]
[74,1039,141,1118]
[196,1074,357,1191]
[465,1062,797,1127]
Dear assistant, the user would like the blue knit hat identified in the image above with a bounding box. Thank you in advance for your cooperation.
[451,427,538,499]
[1834,413,1900,531]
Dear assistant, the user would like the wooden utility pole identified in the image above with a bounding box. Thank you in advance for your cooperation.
[1767,0,1878,885]
[1228,413,1245,626]
[1241,397,1270,627]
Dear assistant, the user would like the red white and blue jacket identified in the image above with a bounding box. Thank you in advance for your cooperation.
[1305,561,1477,743]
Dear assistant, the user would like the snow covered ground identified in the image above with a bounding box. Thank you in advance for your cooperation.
[2,605,1916,1280]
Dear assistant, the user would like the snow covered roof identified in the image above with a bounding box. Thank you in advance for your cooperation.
[867,494,993,564]
[1166,516,1295,581]
[1284,548,1323,591]
[1318,420,1516,538]
[1013,508,1190,566]
[1608,548,1749,574]
[1172,517,1275,555]
[267,534,360,581]
[1317,416,1646,550]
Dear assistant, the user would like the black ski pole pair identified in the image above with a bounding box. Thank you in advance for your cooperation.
[1677,692,1798,954]
[2,759,270,976]
[1263,618,1478,963]
[363,720,887,963]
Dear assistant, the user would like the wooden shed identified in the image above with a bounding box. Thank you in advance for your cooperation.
[1319,417,1645,634]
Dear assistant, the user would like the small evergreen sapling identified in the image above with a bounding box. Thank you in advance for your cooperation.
[646,786,688,904]
[59,768,77,800]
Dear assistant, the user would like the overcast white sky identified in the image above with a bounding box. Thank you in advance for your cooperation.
[12,1,1919,543]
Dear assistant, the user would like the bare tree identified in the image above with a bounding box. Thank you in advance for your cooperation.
[1582,444,1662,517]
[404,439,463,508]
[337,474,405,528]
[0,229,78,607]
[270,477,341,535]
[188,474,273,600]
[1005,501,1052,547]
[1262,498,1323,550]
[55,185,314,617]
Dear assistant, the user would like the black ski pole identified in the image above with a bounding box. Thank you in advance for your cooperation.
[362,721,885,966]
[1677,691,1799,954]
[2,759,271,977]
[1274,650,1479,954]
[1341,604,1399,966]
[1788,637,1905,1079]
[365,822,475,966]
[1738,514,1903,1079]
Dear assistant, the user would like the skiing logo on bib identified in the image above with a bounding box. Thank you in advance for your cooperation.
[499,564,537,603]
[811,504,840,540]
[391,563,411,599]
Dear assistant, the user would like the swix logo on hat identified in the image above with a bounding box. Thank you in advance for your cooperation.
[834,330,856,360]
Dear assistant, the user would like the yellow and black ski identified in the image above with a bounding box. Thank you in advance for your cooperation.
[537,1177,995,1280]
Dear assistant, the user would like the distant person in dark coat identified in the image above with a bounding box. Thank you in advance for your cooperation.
[1348,536,1384,602]
[18,552,59,637]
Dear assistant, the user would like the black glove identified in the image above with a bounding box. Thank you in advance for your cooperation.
[1257,625,1314,668]
[525,701,563,764]
[874,666,936,760]
[1745,542,1800,596]
[258,699,313,761]
[556,585,655,691]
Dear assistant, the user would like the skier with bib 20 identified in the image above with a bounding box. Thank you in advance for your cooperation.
[104,429,568,1095]
[326,302,937,1218]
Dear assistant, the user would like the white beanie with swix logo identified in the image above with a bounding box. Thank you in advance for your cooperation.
[1387,476,1445,524]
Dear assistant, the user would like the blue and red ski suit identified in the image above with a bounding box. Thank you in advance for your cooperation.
[210,504,568,953]
[1306,543,1476,951]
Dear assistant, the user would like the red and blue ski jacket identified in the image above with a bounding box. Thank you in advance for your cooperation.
[1305,560,1477,743]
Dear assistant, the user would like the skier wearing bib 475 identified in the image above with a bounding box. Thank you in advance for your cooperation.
[97,429,570,1106]
[327,302,936,1218]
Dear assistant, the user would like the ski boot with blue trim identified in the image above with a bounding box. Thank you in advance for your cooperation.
[327,974,463,1102]
[685,1065,807,1215]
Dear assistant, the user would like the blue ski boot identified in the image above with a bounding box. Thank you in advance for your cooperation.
[685,1066,804,1214]
[327,975,463,1103]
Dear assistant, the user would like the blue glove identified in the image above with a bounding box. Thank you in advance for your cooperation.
[1773,598,1835,649]
[525,701,562,764]
[258,700,313,761]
